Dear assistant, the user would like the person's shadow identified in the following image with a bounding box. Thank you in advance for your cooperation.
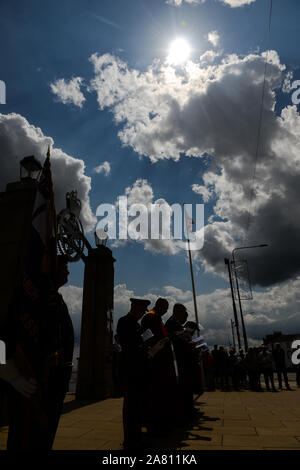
[143,401,220,450]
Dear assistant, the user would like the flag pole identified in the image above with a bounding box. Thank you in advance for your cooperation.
[184,204,200,337]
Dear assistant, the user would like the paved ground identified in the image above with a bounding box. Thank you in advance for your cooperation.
[1,379,300,450]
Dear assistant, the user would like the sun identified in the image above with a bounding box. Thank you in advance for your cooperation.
[167,38,191,65]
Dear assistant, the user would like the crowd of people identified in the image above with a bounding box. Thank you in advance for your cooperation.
[115,298,296,450]
[202,343,293,393]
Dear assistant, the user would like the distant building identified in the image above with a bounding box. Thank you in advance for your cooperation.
[263,331,300,368]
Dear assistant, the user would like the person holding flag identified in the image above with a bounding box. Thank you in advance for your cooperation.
[1,148,74,449]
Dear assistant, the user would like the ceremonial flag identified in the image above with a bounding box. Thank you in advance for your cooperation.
[184,206,195,236]
[18,147,58,374]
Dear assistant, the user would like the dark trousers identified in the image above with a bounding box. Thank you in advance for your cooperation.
[122,376,143,449]
[179,372,194,419]
[7,388,65,450]
[219,371,229,390]
[230,370,240,390]
[7,367,70,450]
[276,368,289,389]
[262,369,276,391]
[248,371,261,391]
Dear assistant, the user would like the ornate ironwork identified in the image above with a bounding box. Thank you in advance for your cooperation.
[57,190,91,262]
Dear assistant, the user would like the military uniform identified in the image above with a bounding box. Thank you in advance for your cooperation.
[141,310,178,434]
[6,290,74,450]
[165,315,194,419]
[117,300,150,450]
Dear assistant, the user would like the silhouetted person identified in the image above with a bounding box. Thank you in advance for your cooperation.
[238,349,247,388]
[202,350,215,391]
[141,298,178,435]
[244,348,259,391]
[3,255,74,450]
[165,303,194,421]
[117,298,151,450]
[272,343,291,390]
[184,321,204,397]
[218,346,229,391]
[211,345,220,389]
[258,345,276,392]
[228,348,240,391]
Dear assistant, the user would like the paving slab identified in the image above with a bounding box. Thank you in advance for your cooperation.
[1,382,300,450]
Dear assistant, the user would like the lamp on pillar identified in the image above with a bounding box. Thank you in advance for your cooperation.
[20,156,42,181]
[95,228,108,248]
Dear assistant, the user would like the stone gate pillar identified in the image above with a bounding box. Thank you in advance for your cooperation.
[76,246,115,400]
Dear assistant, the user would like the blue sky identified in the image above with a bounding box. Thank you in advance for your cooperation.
[2,0,300,344]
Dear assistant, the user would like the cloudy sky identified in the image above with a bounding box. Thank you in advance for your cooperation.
[1,0,300,347]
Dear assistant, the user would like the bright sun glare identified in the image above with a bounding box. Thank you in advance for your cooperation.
[167,38,191,65]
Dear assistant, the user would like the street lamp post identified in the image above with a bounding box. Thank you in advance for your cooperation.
[224,258,241,350]
[232,244,268,352]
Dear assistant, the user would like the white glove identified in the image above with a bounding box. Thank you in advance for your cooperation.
[0,359,37,398]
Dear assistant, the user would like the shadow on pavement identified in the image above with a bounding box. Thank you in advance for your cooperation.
[146,402,220,450]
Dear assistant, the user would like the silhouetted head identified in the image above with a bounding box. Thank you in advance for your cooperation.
[154,298,169,317]
[130,298,151,320]
[56,255,69,288]
[173,303,188,324]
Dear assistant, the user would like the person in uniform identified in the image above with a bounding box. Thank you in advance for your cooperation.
[39,255,75,449]
[2,255,74,450]
[165,303,195,421]
[141,298,179,435]
[117,298,151,450]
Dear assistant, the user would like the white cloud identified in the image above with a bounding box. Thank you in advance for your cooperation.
[206,30,220,48]
[61,277,300,347]
[220,0,256,6]
[56,48,300,288]
[199,50,220,66]
[88,50,284,163]
[87,49,300,288]
[59,285,83,339]
[111,178,182,255]
[93,161,111,176]
[0,113,96,232]
[166,0,255,6]
[282,70,294,93]
[50,77,86,108]
[192,183,212,202]
[166,0,204,5]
